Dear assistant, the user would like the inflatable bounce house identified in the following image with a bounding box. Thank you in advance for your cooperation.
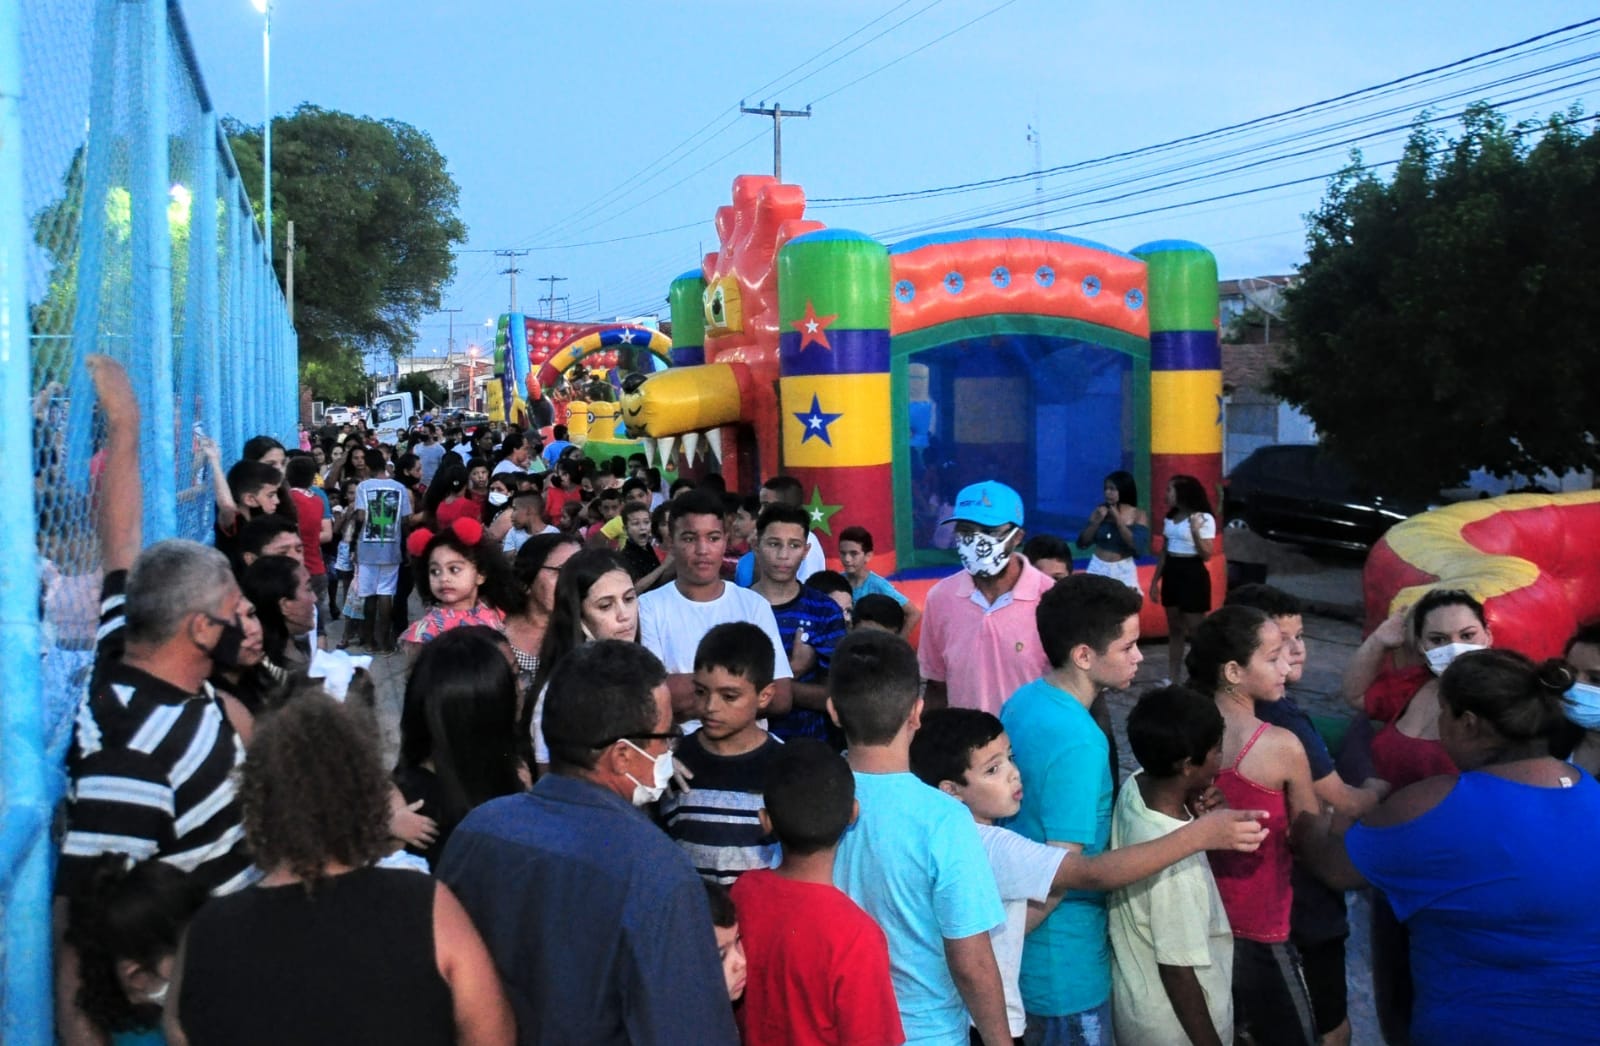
[487,314,671,461]
[619,174,1227,633]
[1364,490,1600,659]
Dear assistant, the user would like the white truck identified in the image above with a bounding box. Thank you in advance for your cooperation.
[368,391,415,446]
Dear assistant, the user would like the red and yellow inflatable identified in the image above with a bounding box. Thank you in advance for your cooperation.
[1364,490,1600,659]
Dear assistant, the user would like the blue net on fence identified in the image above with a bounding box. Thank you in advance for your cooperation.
[3,1,296,1037]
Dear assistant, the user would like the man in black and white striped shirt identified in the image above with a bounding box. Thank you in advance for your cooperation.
[54,357,256,1046]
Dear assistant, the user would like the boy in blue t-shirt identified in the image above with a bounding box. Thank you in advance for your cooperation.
[837,525,921,640]
[828,629,1011,1046]
[659,622,783,885]
[1000,574,1145,1043]
[751,505,848,743]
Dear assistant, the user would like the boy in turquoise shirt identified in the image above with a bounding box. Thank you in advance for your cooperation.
[830,629,1010,1046]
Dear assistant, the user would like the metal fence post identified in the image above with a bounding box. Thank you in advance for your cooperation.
[0,0,52,1036]
[133,0,176,539]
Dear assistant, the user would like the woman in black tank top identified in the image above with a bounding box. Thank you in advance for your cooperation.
[170,692,513,1046]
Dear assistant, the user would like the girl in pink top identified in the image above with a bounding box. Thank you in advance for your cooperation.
[1187,605,1327,1046]
[400,518,519,662]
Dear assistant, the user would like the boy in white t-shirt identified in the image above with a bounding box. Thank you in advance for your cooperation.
[1108,686,1238,1046]
[911,708,1266,1041]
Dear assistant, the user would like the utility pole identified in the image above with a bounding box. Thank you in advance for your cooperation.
[740,100,811,181]
[1027,118,1044,199]
[441,307,463,406]
[537,274,568,319]
[495,249,531,311]
[285,220,296,324]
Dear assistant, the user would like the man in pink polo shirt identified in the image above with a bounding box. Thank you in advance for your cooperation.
[919,480,1056,715]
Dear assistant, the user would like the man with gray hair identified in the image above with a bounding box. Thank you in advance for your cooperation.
[54,358,257,1044]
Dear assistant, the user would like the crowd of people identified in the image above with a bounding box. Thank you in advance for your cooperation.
[50,356,1600,1046]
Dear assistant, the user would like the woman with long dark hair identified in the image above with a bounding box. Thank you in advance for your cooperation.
[1076,469,1150,593]
[1150,474,1217,684]
[501,533,582,698]
[423,463,480,529]
[394,627,525,867]
[240,555,316,676]
[522,549,640,774]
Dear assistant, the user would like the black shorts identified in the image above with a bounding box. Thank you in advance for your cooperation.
[1233,938,1317,1046]
[1160,555,1211,613]
[1295,936,1348,1036]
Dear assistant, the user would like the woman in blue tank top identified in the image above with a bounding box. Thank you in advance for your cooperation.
[1314,649,1600,1046]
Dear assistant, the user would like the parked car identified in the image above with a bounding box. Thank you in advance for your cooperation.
[1222,444,1432,554]
[322,405,353,426]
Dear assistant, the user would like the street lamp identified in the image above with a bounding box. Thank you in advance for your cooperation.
[250,0,272,260]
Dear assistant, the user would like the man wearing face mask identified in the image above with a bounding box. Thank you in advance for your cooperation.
[919,481,1057,715]
[56,358,259,1046]
[438,640,739,1045]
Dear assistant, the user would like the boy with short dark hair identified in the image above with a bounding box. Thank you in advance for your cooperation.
[914,707,1263,1043]
[1109,686,1238,1046]
[216,460,283,566]
[838,525,921,639]
[853,593,906,634]
[732,740,904,1046]
[617,501,668,589]
[751,504,848,744]
[659,622,784,884]
[999,573,1147,1039]
[828,629,1012,1046]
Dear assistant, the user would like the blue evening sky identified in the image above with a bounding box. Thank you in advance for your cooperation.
[181,2,1600,359]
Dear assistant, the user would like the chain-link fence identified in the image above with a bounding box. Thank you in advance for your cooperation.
[0,1,296,1037]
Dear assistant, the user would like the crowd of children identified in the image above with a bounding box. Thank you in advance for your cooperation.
[53,370,1600,1046]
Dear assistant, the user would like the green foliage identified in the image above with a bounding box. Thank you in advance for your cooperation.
[1273,103,1600,497]
[397,371,447,411]
[301,354,372,406]
[226,104,468,398]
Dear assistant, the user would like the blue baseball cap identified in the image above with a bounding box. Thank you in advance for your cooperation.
[942,481,1025,529]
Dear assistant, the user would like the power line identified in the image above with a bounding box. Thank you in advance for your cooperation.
[812,14,1600,205]
[809,0,1025,106]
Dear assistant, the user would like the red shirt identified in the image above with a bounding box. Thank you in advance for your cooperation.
[289,489,328,575]
[730,869,903,1046]
[1364,666,1459,790]
[1210,724,1293,943]
[543,485,573,527]
[434,495,481,529]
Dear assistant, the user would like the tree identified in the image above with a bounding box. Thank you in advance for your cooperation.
[1272,103,1600,498]
[227,105,468,397]
[301,354,372,406]
[397,371,447,411]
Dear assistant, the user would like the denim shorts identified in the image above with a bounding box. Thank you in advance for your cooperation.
[1023,1000,1113,1046]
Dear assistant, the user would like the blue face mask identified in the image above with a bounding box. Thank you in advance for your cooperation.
[1565,681,1600,731]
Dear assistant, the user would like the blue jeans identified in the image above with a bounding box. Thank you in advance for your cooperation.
[1023,1001,1113,1046]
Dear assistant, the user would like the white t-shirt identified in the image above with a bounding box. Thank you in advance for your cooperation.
[491,458,528,477]
[1108,773,1234,1046]
[977,824,1068,1036]
[638,582,794,679]
[503,523,558,555]
[1162,512,1216,556]
[797,533,826,583]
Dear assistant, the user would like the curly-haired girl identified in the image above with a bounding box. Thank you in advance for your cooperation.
[170,694,515,1045]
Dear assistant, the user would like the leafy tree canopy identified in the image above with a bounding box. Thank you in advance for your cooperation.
[397,371,448,411]
[227,104,468,396]
[1273,103,1600,498]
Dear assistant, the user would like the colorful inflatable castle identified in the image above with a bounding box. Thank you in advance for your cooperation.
[619,174,1226,632]
[487,314,671,460]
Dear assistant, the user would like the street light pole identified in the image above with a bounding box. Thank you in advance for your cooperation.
[251,0,272,260]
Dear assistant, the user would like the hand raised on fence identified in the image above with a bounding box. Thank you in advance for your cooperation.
[86,355,139,430]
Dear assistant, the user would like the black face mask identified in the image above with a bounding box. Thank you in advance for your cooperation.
[203,614,247,669]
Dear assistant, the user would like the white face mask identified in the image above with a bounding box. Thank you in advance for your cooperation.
[1424,641,1488,675]
[956,526,1015,579]
[487,491,510,507]
[621,738,675,806]
[1566,681,1600,731]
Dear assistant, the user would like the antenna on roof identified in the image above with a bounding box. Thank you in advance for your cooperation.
[1239,276,1288,343]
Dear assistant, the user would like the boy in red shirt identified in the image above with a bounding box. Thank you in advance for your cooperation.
[731,739,903,1046]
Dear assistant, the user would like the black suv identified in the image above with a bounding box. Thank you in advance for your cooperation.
[1222,444,1429,553]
